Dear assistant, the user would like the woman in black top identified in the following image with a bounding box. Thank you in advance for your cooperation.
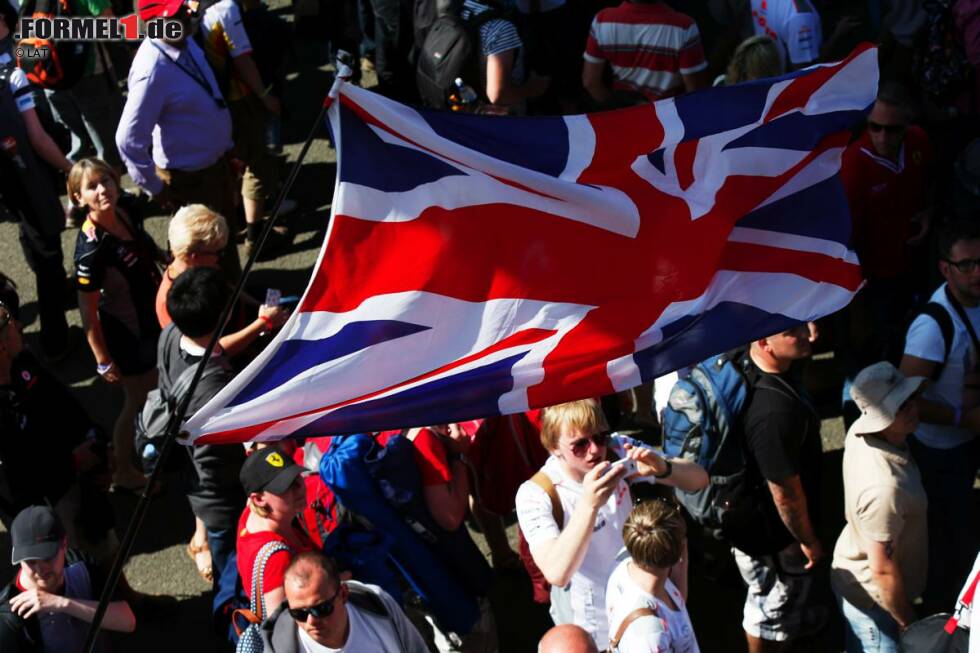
[70,158,163,491]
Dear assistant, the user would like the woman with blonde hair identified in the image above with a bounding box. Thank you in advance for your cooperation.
[156,204,288,358]
[69,157,163,491]
[726,35,785,84]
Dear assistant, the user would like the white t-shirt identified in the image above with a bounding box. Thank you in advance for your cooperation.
[904,284,980,449]
[296,603,395,653]
[749,0,822,65]
[606,560,699,653]
[515,433,651,649]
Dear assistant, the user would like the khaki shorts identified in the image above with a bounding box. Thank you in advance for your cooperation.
[230,95,278,202]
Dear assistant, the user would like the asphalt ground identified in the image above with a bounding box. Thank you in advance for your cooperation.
[0,15,890,651]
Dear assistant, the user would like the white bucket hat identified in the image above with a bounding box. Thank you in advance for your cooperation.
[848,361,925,438]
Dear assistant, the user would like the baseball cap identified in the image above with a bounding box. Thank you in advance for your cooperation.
[848,361,925,438]
[137,0,189,21]
[240,445,303,495]
[11,506,65,565]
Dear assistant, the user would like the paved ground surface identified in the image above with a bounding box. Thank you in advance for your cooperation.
[0,14,873,651]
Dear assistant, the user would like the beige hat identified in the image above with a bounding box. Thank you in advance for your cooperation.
[848,361,925,438]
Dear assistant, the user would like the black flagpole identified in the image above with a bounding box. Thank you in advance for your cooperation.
[82,53,353,653]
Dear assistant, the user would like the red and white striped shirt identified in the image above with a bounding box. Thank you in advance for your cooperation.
[584,1,707,100]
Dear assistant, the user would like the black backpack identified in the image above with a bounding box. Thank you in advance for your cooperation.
[415,0,507,109]
[16,0,91,90]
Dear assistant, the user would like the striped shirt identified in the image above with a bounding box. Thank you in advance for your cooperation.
[584,1,707,100]
[459,0,525,89]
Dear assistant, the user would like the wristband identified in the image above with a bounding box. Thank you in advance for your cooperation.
[96,362,112,376]
[954,406,963,427]
[653,457,673,479]
[258,315,274,332]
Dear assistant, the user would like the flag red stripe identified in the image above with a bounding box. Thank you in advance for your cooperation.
[721,241,863,291]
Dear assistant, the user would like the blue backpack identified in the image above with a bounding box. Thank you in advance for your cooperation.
[662,351,761,540]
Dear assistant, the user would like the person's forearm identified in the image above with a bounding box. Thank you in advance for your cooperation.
[61,598,135,632]
[28,128,71,172]
[232,54,267,97]
[872,566,916,628]
[534,502,599,587]
[772,491,818,546]
[219,319,265,357]
[917,398,958,426]
[662,458,708,493]
[79,295,112,363]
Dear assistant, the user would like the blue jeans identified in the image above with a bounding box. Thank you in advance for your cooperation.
[836,592,900,653]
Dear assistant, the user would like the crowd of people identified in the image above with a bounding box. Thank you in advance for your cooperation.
[1,0,980,650]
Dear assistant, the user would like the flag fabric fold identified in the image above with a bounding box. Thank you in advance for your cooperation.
[183,45,877,446]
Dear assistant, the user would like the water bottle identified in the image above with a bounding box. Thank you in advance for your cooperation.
[142,443,160,474]
[451,78,478,111]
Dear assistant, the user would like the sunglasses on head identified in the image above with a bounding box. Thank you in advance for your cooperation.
[287,584,342,622]
[567,430,611,457]
[867,120,905,135]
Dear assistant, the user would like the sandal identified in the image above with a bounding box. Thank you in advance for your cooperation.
[186,541,213,583]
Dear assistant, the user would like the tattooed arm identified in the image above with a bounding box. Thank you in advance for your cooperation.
[768,475,823,569]
[867,539,916,629]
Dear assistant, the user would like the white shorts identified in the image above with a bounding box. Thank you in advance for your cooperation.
[732,543,813,642]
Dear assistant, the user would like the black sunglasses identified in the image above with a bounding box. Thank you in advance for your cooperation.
[287,584,342,622]
[944,257,980,274]
[568,430,611,457]
[867,120,905,135]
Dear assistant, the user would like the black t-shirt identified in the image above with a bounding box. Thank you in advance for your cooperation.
[0,351,97,525]
[73,195,162,341]
[158,324,245,529]
[735,359,822,553]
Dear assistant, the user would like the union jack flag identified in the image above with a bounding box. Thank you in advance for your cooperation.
[183,45,876,446]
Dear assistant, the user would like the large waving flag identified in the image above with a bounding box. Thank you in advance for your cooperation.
[184,45,876,445]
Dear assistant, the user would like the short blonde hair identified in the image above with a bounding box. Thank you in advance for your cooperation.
[67,158,120,207]
[727,36,784,84]
[623,499,687,571]
[248,495,272,518]
[168,204,229,260]
[539,398,608,451]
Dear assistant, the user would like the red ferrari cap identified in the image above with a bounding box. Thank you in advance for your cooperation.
[137,0,188,21]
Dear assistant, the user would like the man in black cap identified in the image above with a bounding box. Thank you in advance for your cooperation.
[0,506,136,652]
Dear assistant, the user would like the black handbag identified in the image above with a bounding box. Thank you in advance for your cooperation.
[900,569,979,653]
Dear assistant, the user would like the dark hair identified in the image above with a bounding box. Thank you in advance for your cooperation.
[876,82,913,115]
[0,272,20,321]
[166,267,226,338]
[938,220,980,260]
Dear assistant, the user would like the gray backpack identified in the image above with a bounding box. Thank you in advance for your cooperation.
[134,362,225,472]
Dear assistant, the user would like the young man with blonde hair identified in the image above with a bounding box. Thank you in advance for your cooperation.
[515,398,707,649]
[606,499,699,652]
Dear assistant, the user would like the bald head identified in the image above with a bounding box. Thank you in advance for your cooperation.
[538,624,598,653]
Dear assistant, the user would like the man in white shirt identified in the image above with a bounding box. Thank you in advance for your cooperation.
[749,0,822,67]
[901,219,980,610]
[515,398,708,650]
[261,551,429,652]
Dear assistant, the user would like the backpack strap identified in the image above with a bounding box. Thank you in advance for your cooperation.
[347,584,390,618]
[249,540,291,619]
[530,471,563,527]
[608,607,658,651]
[919,301,955,381]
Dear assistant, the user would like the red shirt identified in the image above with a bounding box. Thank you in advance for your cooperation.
[377,428,454,487]
[235,507,316,597]
[841,126,932,280]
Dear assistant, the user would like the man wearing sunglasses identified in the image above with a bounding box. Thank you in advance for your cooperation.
[260,551,428,652]
[840,84,932,365]
[901,219,980,610]
[515,398,707,650]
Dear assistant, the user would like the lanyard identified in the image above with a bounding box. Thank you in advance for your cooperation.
[152,41,227,110]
